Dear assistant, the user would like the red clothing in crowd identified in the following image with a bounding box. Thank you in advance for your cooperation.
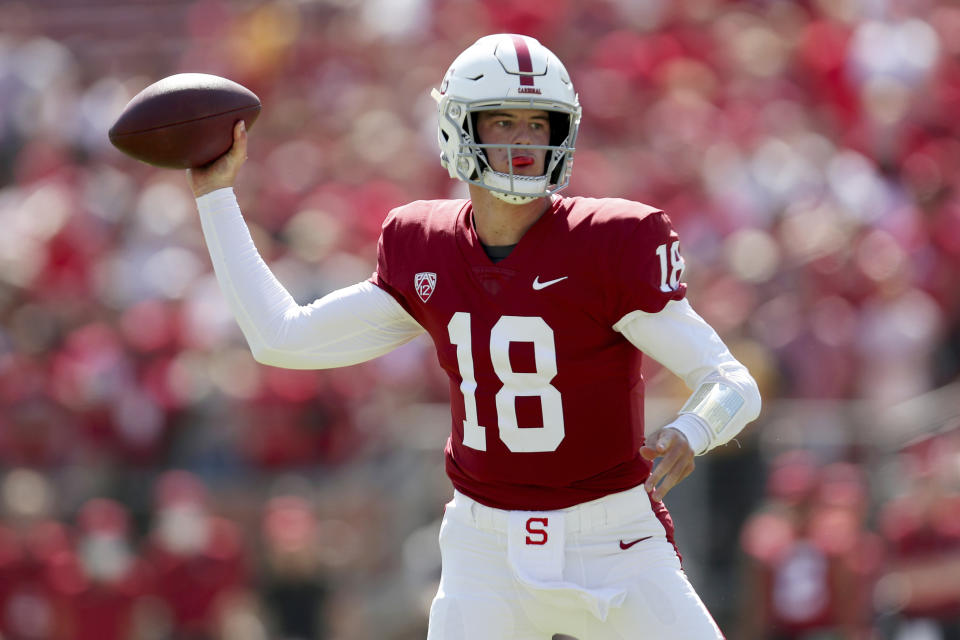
[146,516,248,637]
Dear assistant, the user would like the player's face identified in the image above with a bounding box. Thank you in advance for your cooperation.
[475,109,551,177]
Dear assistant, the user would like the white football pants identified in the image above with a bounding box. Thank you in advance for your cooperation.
[427,486,724,640]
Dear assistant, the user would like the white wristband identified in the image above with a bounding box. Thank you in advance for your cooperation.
[662,413,712,456]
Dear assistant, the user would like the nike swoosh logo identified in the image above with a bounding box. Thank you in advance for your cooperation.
[619,536,653,550]
[532,276,568,290]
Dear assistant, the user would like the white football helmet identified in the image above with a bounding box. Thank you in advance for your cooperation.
[432,34,581,204]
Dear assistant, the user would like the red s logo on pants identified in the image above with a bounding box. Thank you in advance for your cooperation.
[526,517,549,545]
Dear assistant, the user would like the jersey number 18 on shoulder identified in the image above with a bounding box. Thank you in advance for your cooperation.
[447,312,565,453]
[656,240,684,292]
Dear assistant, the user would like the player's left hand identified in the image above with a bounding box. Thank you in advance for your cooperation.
[640,428,695,502]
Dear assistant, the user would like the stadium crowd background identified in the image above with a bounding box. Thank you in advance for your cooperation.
[1,0,959,638]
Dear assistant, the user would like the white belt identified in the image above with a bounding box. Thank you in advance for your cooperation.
[451,484,650,535]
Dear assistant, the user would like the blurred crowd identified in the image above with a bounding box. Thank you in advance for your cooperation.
[1,0,959,638]
[739,435,960,640]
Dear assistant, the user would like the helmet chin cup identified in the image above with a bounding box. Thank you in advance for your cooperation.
[482,169,546,205]
[433,34,581,202]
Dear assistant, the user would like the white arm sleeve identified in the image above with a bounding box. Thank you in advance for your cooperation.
[614,298,761,454]
[195,188,425,369]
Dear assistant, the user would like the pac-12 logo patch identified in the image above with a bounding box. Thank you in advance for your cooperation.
[415,272,437,302]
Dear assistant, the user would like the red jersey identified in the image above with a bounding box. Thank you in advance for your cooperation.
[372,196,686,510]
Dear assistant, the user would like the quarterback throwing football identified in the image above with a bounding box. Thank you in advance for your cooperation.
[188,34,761,639]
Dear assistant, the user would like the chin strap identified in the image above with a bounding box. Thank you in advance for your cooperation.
[482,168,549,204]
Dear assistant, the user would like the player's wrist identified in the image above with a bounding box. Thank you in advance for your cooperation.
[189,173,233,198]
[193,184,229,198]
[662,414,711,455]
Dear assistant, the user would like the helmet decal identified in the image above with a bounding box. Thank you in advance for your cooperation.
[511,35,536,89]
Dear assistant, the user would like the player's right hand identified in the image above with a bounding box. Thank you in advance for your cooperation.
[187,120,248,198]
[640,427,695,502]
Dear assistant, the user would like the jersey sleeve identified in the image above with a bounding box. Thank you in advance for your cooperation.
[369,207,418,318]
[607,210,687,324]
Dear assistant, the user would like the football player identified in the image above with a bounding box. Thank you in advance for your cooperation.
[187,34,761,639]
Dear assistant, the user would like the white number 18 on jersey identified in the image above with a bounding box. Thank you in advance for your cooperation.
[656,240,684,292]
[447,312,565,453]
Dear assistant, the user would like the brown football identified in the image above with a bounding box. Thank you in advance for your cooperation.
[108,73,260,169]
